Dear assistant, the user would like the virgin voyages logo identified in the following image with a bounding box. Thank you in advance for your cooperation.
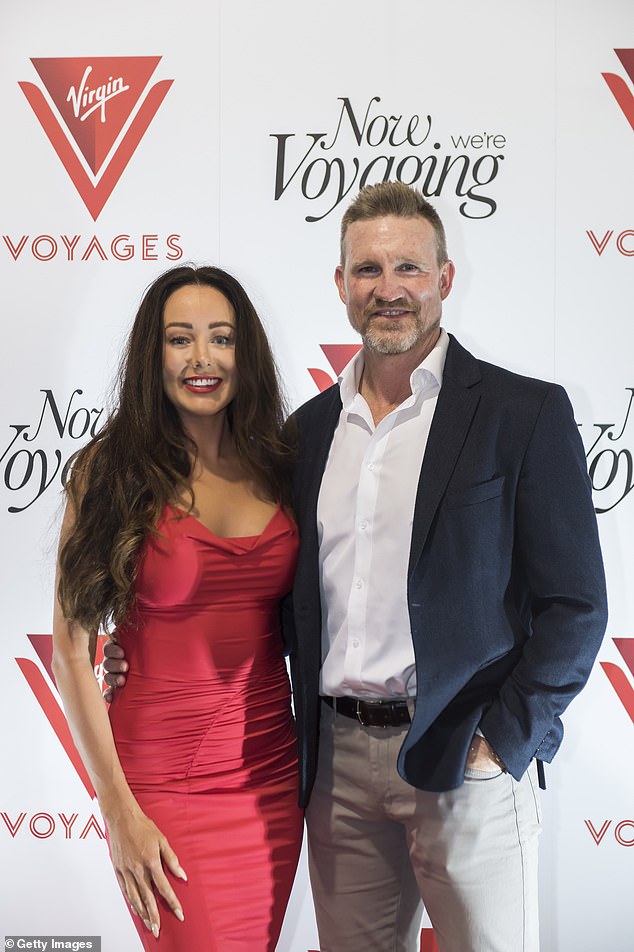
[3,635,107,842]
[308,343,362,391]
[19,56,173,219]
[15,633,106,799]
[602,49,634,132]
[600,638,634,726]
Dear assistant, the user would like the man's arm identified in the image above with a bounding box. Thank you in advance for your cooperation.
[479,384,608,779]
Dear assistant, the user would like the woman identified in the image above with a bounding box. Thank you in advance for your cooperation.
[53,265,303,950]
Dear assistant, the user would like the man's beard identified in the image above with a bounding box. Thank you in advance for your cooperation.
[362,320,423,355]
[360,299,424,354]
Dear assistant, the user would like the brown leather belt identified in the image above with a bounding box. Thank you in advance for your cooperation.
[322,695,411,728]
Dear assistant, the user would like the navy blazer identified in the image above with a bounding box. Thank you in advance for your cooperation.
[287,334,608,806]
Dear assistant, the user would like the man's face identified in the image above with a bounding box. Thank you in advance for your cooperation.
[335,215,454,358]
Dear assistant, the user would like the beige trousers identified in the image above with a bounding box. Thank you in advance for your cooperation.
[306,700,541,952]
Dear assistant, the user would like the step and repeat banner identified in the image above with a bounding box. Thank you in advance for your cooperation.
[1,0,632,948]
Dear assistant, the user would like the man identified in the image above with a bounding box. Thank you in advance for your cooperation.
[106,183,607,951]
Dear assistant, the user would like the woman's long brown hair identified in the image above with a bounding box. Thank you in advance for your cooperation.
[57,265,294,635]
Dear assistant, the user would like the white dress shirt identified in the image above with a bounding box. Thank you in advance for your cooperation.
[317,329,449,698]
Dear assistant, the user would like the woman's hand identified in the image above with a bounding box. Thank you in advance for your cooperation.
[106,802,187,938]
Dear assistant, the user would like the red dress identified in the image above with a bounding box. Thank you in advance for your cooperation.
[108,505,303,950]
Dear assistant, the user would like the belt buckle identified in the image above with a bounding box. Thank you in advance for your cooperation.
[356,698,390,728]
[355,699,367,726]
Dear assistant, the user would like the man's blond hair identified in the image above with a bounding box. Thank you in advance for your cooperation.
[340,182,448,265]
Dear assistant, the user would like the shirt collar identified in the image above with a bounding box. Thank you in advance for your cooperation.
[338,328,450,413]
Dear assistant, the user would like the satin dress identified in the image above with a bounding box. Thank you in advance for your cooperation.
[108,504,303,950]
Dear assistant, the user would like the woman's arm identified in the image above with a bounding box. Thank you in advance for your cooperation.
[52,503,187,938]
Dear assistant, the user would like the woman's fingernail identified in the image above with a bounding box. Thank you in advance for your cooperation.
[152,924,159,939]
[177,865,188,881]
[175,908,185,922]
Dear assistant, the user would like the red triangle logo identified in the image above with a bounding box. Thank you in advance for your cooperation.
[20,56,173,219]
[27,633,55,684]
[600,638,634,726]
[320,344,362,376]
[31,57,161,174]
[616,49,634,86]
[15,634,109,798]
[307,344,361,393]
[614,637,634,678]
[602,48,634,135]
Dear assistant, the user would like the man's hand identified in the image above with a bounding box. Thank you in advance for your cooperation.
[103,641,129,702]
[466,733,506,772]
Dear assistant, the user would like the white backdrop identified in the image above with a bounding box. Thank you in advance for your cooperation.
[1,1,633,948]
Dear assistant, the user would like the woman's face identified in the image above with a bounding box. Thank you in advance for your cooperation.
[162,284,238,427]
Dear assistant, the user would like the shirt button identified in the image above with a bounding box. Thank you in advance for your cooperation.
[359,521,367,530]
[352,639,360,648]
[368,463,374,471]
[354,578,363,589]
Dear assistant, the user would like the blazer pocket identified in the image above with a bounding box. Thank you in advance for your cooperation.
[446,475,506,509]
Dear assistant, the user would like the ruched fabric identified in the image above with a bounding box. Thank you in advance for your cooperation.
[108,505,303,950]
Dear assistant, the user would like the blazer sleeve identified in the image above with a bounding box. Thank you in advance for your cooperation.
[479,384,608,780]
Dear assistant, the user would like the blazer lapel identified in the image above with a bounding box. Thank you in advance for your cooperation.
[295,386,343,531]
[408,336,482,576]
